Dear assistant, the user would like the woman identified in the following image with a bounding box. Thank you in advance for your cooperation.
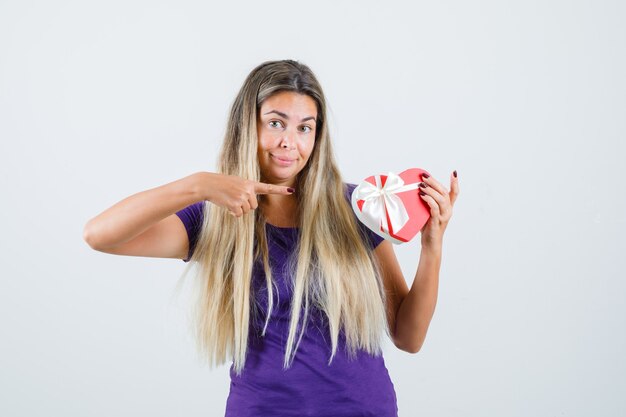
[83,59,459,416]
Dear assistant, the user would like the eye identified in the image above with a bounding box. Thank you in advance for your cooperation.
[269,120,283,128]
[300,125,313,133]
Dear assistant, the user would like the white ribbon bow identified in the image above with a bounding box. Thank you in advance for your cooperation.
[354,172,420,235]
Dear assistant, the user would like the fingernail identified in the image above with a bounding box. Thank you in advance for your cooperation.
[422,173,430,179]
[453,170,457,178]
[419,190,426,196]
[418,182,427,188]
[288,187,295,193]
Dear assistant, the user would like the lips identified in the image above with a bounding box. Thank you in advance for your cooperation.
[271,154,295,162]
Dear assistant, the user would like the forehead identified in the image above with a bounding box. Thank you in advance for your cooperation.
[259,91,317,115]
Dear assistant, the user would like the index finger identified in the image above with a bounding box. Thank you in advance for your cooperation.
[422,174,448,196]
[254,181,294,195]
[449,171,459,205]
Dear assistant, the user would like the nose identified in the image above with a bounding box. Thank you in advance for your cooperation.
[280,134,296,150]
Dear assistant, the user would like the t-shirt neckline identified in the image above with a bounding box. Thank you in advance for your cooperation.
[266,222,299,230]
[263,182,354,231]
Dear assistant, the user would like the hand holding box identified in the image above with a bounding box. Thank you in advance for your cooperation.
[351,168,431,244]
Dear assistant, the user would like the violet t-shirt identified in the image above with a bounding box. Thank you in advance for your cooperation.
[175,183,398,417]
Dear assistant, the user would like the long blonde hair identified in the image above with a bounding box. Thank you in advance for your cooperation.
[179,59,390,376]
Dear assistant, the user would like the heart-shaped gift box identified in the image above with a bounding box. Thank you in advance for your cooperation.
[351,168,431,244]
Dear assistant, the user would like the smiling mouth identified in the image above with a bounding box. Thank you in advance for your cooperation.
[271,154,295,162]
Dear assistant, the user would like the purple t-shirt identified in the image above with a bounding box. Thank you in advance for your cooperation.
[175,183,398,417]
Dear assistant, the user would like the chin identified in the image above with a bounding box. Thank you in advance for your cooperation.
[266,168,302,182]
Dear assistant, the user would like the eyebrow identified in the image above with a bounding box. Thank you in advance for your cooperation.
[263,110,317,123]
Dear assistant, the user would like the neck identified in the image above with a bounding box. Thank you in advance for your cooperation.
[260,194,298,226]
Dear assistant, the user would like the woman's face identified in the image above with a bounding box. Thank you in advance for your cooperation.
[257,91,318,187]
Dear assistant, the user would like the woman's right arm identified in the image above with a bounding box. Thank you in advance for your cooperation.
[82,172,211,260]
[82,171,294,261]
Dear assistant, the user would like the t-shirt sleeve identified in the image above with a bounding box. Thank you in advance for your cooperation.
[175,201,205,262]
[345,182,386,251]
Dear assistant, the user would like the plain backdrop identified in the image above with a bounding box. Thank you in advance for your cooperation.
[1,0,624,416]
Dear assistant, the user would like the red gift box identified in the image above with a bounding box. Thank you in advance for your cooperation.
[351,168,431,244]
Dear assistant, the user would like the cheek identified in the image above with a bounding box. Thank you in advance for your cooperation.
[260,129,284,147]
[257,134,274,152]
[299,142,315,160]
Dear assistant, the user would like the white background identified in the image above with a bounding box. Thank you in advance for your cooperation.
[1,0,624,416]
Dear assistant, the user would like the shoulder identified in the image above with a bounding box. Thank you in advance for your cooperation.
[342,181,385,250]
[174,201,206,262]
[175,201,205,227]
[343,182,358,200]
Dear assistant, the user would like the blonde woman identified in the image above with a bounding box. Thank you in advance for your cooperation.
[83,59,459,416]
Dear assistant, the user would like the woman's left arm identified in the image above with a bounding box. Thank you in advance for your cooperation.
[388,171,460,353]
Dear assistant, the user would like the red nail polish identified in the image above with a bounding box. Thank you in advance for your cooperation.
[422,173,430,179]
[419,190,426,196]
[453,170,457,178]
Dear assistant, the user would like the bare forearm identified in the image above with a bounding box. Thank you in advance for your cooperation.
[395,244,442,353]
[83,171,209,249]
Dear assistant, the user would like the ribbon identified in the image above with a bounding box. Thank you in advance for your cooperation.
[354,172,421,235]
